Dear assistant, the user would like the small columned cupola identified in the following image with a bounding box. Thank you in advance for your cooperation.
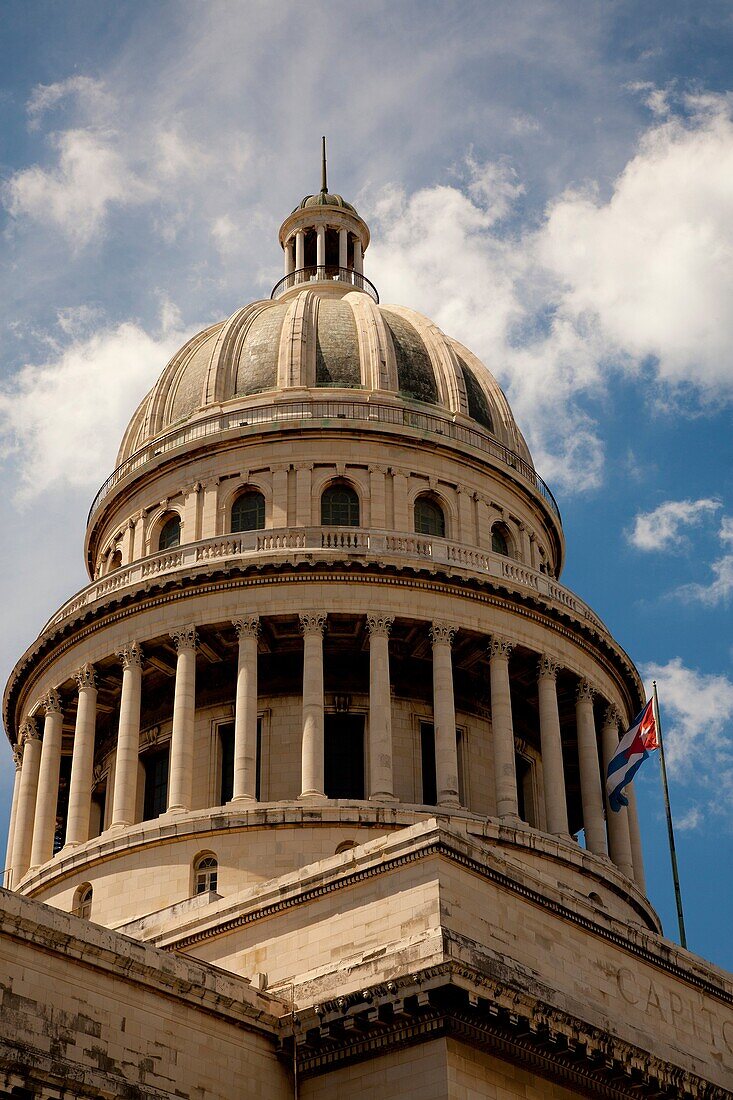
[272,137,377,302]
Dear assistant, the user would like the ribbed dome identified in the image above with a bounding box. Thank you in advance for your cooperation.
[294,191,357,213]
[117,286,532,467]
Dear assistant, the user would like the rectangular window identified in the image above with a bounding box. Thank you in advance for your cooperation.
[515,753,537,827]
[420,721,437,805]
[219,719,262,804]
[53,755,72,854]
[143,747,170,820]
[324,714,365,799]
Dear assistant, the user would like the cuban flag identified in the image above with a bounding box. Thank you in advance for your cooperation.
[606,698,659,812]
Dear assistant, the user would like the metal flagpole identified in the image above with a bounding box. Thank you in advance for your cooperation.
[652,680,687,949]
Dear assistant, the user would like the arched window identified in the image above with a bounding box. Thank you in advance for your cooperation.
[414,495,446,537]
[231,490,265,533]
[109,548,122,572]
[74,883,93,920]
[194,854,218,895]
[321,483,359,527]
[491,524,510,556]
[158,514,181,551]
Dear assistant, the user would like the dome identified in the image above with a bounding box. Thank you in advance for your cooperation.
[117,288,532,467]
[294,191,357,213]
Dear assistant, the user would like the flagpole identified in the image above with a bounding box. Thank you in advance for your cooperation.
[652,680,687,949]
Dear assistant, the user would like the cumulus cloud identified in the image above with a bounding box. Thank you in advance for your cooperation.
[627,498,721,551]
[0,312,186,500]
[641,658,733,827]
[26,75,114,129]
[675,515,733,606]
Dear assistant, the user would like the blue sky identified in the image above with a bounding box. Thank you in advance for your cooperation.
[0,1,731,969]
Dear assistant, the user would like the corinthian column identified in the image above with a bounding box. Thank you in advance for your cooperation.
[10,720,42,886]
[65,664,98,848]
[30,690,64,869]
[300,613,327,798]
[489,636,519,820]
[600,704,635,878]
[430,622,460,807]
[575,680,608,857]
[110,643,144,828]
[367,613,395,801]
[232,617,260,802]
[4,748,23,887]
[537,656,569,835]
[168,626,198,813]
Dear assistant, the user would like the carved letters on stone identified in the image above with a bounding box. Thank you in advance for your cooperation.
[366,613,394,638]
[299,612,327,637]
[429,621,456,647]
[171,625,198,652]
[233,616,261,641]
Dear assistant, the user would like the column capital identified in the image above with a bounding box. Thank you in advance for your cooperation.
[74,663,97,692]
[20,718,40,744]
[576,678,595,703]
[429,621,457,647]
[299,612,327,638]
[41,688,63,715]
[366,613,394,638]
[12,747,23,770]
[488,635,513,661]
[537,654,560,682]
[234,616,261,640]
[171,625,198,652]
[117,641,144,671]
[603,703,622,731]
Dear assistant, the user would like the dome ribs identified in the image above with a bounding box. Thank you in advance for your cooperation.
[349,293,398,392]
[204,302,269,405]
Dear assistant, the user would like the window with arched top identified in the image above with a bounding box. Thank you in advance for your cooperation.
[194,854,218,895]
[231,490,265,533]
[321,483,360,527]
[74,883,93,920]
[109,548,122,572]
[158,514,181,551]
[414,495,446,537]
[491,524,510,556]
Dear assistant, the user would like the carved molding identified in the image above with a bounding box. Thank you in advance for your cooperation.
[74,662,97,692]
[299,612,327,637]
[366,613,394,638]
[233,616,261,641]
[20,718,40,745]
[488,635,513,661]
[171,625,198,652]
[537,653,560,682]
[140,725,160,748]
[12,748,22,769]
[118,641,144,671]
[604,704,622,731]
[429,621,457,647]
[41,688,63,716]
[577,678,595,703]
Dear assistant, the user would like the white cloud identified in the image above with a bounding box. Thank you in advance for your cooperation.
[641,658,733,827]
[0,314,186,500]
[627,498,721,551]
[26,75,114,129]
[675,515,733,606]
[4,129,152,247]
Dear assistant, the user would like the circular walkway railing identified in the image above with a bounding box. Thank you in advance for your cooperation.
[271,266,379,302]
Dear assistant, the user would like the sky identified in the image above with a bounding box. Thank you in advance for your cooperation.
[0,0,731,970]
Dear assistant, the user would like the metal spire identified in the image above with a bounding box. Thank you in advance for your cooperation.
[321,135,328,193]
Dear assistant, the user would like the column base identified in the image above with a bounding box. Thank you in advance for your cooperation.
[299,790,326,800]
[163,805,189,815]
[369,793,398,803]
[108,820,133,831]
[227,796,257,806]
[438,797,461,809]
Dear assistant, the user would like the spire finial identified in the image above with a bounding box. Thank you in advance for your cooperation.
[321,135,328,193]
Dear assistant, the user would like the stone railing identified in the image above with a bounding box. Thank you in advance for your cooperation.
[44,527,605,634]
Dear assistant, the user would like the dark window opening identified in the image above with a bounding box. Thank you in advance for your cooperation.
[321,484,359,527]
[53,755,72,854]
[420,721,437,805]
[414,495,446,537]
[324,714,364,799]
[143,747,170,820]
[231,491,265,532]
[491,525,509,556]
[219,719,262,803]
[159,515,181,551]
[515,753,536,826]
[90,788,106,839]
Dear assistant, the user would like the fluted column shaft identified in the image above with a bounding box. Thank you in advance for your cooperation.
[232,617,260,801]
[626,784,647,891]
[430,622,460,806]
[316,225,326,271]
[537,656,569,835]
[489,637,519,819]
[600,705,635,878]
[367,614,395,801]
[4,750,23,886]
[65,664,98,847]
[168,627,198,813]
[338,228,348,269]
[575,681,608,856]
[353,238,363,274]
[295,230,304,274]
[300,613,326,798]
[110,644,144,828]
[30,691,64,868]
[10,721,42,886]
